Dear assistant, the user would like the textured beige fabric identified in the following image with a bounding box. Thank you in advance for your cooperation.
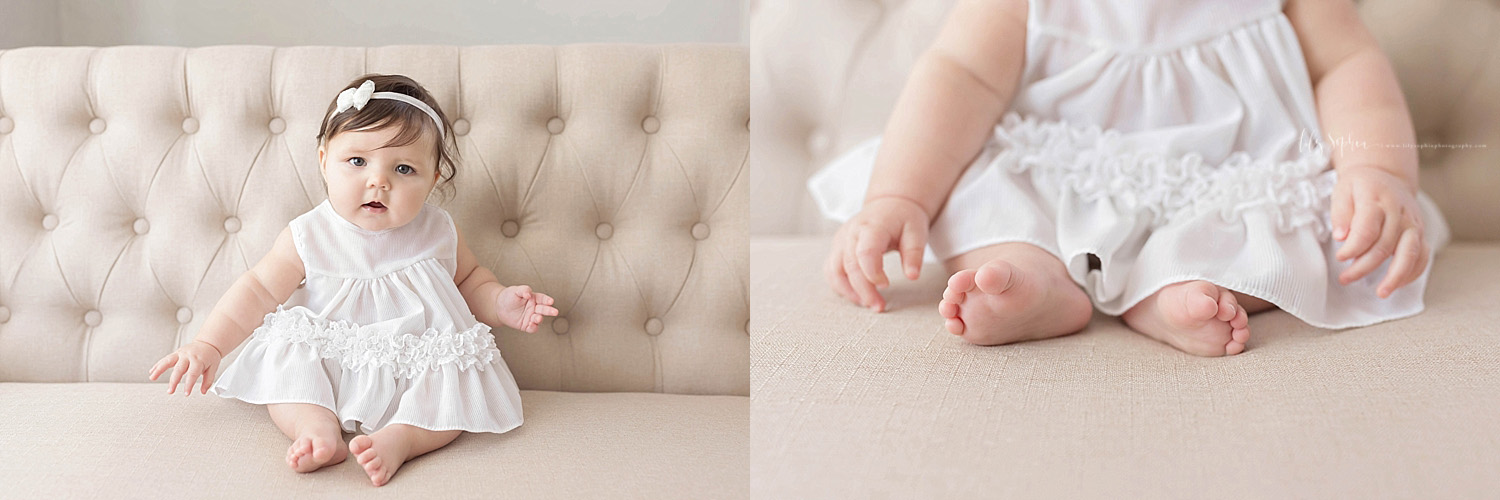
[0,384,747,498]
[751,238,1500,498]
[0,45,749,396]
[750,0,1500,240]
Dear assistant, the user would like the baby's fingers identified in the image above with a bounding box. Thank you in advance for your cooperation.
[1336,203,1384,262]
[535,304,560,317]
[535,292,555,306]
[823,247,859,305]
[1331,177,1354,241]
[148,353,178,380]
[843,247,884,312]
[1377,228,1426,298]
[853,225,891,288]
[898,219,928,281]
[1340,209,1400,284]
[167,357,188,394]
[199,370,214,395]
[180,361,202,397]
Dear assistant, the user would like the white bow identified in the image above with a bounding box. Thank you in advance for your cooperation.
[335,80,376,113]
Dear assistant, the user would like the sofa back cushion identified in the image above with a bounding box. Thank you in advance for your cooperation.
[0,45,749,396]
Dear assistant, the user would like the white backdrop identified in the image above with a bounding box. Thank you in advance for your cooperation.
[0,0,746,48]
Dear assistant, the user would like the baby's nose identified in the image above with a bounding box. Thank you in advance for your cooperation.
[367,172,391,189]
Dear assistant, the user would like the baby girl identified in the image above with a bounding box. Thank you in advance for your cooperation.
[147,75,559,486]
[810,0,1448,356]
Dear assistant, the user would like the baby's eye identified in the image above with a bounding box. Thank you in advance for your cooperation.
[395,164,415,175]
[347,157,366,167]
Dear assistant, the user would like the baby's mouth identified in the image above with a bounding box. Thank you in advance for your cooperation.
[361,201,387,213]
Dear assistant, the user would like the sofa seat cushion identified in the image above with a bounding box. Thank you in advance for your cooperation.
[751,237,1500,498]
[0,385,746,498]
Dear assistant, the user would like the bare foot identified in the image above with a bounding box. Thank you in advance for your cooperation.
[1123,280,1250,356]
[938,258,1093,346]
[349,431,411,487]
[286,430,347,473]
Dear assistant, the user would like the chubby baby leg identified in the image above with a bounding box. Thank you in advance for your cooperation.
[1122,281,1256,357]
[349,424,462,487]
[938,242,1093,346]
[267,403,348,473]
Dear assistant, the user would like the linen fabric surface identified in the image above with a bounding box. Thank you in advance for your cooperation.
[807,0,1449,329]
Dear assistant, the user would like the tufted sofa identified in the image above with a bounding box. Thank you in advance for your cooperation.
[751,0,1500,497]
[0,45,748,498]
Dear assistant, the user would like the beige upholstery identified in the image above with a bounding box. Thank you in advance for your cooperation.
[752,239,1500,498]
[1,385,748,498]
[750,0,1500,496]
[0,45,747,496]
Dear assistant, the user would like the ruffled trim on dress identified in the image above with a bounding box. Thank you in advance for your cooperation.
[988,113,1335,238]
[252,305,498,379]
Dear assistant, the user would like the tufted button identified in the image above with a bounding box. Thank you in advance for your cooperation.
[0,306,9,323]
[133,218,149,235]
[181,117,199,134]
[89,118,106,134]
[641,116,660,134]
[552,317,569,335]
[0,116,13,134]
[84,310,101,327]
[595,222,613,240]
[41,214,58,230]
[644,317,663,336]
[547,117,565,134]
[453,119,470,136]
[692,222,710,240]
[501,219,519,238]
[176,307,192,324]
[807,129,830,155]
[268,117,286,134]
[223,217,241,233]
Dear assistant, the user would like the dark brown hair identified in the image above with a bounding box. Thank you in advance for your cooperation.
[316,74,459,202]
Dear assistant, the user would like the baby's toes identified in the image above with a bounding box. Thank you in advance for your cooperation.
[1230,304,1249,331]
[947,269,977,295]
[364,457,386,484]
[311,437,335,462]
[945,317,966,336]
[942,285,966,305]
[1215,288,1238,322]
[939,298,960,319]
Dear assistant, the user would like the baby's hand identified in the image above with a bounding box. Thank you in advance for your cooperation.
[1331,165,1428,298]
[147,340,223,397]
[825,196,931,312]
[496,285,559,333]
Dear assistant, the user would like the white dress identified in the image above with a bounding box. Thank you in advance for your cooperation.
[210,200,524,435]
[808,0,1450,329]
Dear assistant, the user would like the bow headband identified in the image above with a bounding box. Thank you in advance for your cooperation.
[331,80,445,138]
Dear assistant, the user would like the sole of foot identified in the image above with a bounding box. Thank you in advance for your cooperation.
[1122,280,1250,356]
[938,258,1092,346]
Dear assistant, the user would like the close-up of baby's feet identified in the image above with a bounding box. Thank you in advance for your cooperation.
[350,429,414,487]
[1122,280,1250,356]
[286,432,347,473]
[938,258,1093,346]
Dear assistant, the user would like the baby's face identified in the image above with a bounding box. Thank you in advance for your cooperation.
[318,125,439,232]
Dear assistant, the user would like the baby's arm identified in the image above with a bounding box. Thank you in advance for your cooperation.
[148,227,304,394]
[1287,0,1429,297]
[453,228,558,333]
[827,0,1028,311]
[195,227,306,353]
[865,0,1029,217]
